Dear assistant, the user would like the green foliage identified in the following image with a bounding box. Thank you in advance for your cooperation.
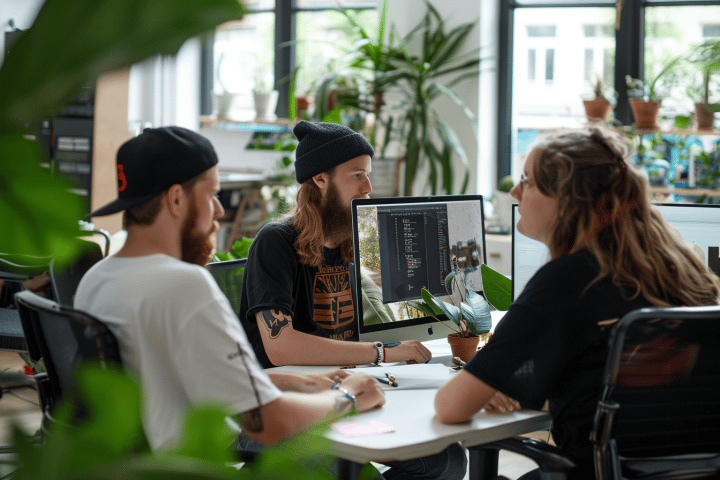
[212,238,254,263]
[308,0,481,196]
[392,2,481,195]
[626,54,683,102]
[688,39,720,105]
[0,0,245,262]
[480,264,512,311]
[497,175,514,193]
[409,262,512,336]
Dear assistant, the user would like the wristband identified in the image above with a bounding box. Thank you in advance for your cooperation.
[373,341,384,364]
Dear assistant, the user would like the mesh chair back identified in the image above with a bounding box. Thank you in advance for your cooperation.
[594,306,720,478]
[14,290,122,416]
[49,240,104,307]
[2,254,51,352]
[207,258,247,317]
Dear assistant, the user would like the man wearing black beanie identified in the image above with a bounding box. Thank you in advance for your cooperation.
[238,121,467,480]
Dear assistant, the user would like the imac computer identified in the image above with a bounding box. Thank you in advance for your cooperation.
[351,195,486,343]
[511,203,720,301]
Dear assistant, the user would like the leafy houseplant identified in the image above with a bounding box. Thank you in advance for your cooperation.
[409,260,511,363]
[688,40,720,129]
[625,55,682,129]
[311,1,481,196]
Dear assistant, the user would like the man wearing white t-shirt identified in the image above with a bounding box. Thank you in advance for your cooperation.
[74,127,384,452]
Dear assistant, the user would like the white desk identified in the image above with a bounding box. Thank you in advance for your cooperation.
[273,362,551,480]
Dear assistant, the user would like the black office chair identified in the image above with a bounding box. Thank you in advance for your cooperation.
[468,305,720,480]
[207,258,247,317]
[1,254,53,351]
[49,240,104,307]
[14,290,123,427]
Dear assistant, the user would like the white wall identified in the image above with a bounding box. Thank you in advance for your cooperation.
[0,0,43,64]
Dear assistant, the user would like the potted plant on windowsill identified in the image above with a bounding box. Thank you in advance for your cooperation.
[625,55,682,129]
[582,76,616,123]
[688,39,720,130]
[409,259,511,364]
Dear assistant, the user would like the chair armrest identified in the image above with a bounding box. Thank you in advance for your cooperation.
[468,436,575,476]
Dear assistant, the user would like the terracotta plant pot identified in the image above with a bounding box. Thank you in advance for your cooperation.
[583,98,613,123]
[629,98,661,129]
[695,103,716,130]
[447,333,480,364]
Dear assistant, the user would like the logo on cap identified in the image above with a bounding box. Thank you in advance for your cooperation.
[117,164,127,192]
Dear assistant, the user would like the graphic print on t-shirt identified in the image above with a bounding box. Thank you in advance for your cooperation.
[313,264,355,340]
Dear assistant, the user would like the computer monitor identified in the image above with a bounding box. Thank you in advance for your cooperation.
[351,195,486,343]
[511,203,720,301]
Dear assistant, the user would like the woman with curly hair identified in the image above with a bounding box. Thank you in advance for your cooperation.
[435,127,720,479]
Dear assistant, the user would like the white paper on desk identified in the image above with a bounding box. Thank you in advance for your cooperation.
[269,363,452,390]
[353,364,452,390]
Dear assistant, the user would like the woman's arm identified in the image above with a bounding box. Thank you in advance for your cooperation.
[434,370,498,424]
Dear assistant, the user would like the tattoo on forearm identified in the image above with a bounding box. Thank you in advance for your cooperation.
[260,309,291,338]
[241,408,264,433]
[233,342,265,433]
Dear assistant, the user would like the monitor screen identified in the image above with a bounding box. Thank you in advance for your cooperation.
[511,203,720,301]
[351,195,486,343]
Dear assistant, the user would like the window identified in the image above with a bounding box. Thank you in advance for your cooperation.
[497,0,720,185]
[202,0,377,120]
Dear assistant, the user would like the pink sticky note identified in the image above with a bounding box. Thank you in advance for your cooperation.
[332,420,396,437]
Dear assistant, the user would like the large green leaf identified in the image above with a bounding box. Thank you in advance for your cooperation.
[0,133,85,261]
[0,0,246,130]
[481,263,512,311]
[0,0,245,263]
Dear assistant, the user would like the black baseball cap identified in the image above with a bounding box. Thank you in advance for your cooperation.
[90,126,219,217]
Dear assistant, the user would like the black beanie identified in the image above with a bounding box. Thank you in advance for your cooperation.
[293,121,374,184]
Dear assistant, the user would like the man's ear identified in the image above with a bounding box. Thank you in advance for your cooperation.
[165,184,187,219]
[312,172,330,195]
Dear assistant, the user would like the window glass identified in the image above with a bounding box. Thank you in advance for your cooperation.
[214,12,275,120]
[295,9,378,95]
[513,7,615,139]
[645,6,720,116]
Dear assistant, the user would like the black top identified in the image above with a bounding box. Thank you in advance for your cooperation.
[239,221,357,368]
[465,250,656,478]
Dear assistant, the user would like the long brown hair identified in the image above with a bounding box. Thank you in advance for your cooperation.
[290,177,353,267]
[532,127,720,307]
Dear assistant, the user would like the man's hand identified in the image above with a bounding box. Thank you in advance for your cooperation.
[384,340,431,364]
[484,391,521,413]
[301,369,351,392]
[338,373,385,412]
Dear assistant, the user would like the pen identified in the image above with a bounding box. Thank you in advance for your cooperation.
[452,356,467,366]
[373,375,397,387]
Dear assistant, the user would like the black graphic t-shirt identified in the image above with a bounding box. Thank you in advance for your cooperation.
[239,220,357,368]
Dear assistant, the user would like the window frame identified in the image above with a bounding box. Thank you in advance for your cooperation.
[496,0,720,184]
[200,0,377,119]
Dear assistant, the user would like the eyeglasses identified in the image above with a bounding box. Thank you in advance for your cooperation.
[519,172,534,191]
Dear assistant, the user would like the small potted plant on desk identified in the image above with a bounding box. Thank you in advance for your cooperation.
[409,258,512,364]
[583,75,616,123]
